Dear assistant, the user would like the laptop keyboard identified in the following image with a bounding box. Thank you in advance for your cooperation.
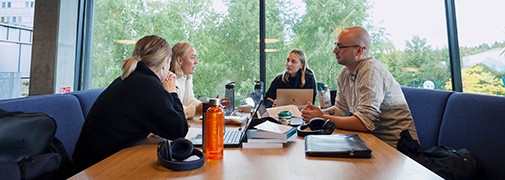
[225,111,237,116]
[224,130,244,144]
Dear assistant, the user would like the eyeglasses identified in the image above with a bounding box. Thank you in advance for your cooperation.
[334,43,366,51]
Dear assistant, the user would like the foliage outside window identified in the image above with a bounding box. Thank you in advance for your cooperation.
[91,0,505,100]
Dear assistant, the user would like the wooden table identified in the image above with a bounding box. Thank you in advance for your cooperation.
[69,120,441,179]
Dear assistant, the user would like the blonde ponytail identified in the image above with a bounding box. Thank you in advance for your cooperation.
[121,56,141,80]
[120,35,171,80]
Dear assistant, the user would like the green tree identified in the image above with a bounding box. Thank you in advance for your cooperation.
[91,0,191,88]
[289,0,371,91]
[393,36,450,89]
[91,0,505,100]
[445,65,505,95]
[192,0,261,99]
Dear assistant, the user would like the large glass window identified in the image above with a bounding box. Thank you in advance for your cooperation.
[454,1,505,96]
[369,0,450,90]
[264,0,451,99]
[89,0,504,99]
[91,0,259,99]
[0,1,34,99]
[0,24,32,99]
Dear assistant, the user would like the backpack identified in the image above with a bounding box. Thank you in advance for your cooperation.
[397,130,485,180]
[0,108,75,180]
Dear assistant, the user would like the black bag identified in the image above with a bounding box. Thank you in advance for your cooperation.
[0,108,74,180]
[397,130,485,180]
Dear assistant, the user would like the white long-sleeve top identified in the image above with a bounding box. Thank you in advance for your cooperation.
[175,75,202,119]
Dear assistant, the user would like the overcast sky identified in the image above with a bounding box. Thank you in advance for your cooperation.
[369,0,505,50]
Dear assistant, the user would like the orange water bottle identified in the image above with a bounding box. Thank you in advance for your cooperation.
[205,98,224,159]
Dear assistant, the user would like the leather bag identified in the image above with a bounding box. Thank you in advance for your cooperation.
[0,108,71,180]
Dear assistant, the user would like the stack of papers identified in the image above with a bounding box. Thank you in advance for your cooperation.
[242,121,297,149]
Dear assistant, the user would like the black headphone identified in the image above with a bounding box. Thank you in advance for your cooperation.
[297,118,336,137]
[157,138,204,171]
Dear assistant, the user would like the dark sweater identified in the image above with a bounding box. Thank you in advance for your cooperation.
[72,62,188,172]
[264,69,317,108]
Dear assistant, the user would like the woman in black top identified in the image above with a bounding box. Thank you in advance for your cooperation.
[264,49,317,108]
[73,35,188,172]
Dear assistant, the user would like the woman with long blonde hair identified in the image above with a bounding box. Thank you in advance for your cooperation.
[73,35,188,172]
[264,49,317,108]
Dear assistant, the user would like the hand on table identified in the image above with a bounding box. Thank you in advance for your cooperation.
[301,102,324,122]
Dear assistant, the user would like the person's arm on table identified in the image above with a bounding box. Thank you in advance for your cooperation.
[301,102,368,132]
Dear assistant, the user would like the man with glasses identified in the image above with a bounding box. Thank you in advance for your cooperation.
[301,26,418,148]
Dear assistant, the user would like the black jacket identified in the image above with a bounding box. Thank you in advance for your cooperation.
[73,62,188,172]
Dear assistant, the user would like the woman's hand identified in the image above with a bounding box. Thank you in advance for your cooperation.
[266,97,276,107]
[162,72,177,93]
[195,103,203,116]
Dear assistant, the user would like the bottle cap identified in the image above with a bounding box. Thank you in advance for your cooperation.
[209,98,221,106]
[317,82,325,91]
[278,110,292,125]
[225,82,235,89]
[254,80,262,89]
[278,110,292,117]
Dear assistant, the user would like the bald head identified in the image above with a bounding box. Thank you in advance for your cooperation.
[338,26,371,56]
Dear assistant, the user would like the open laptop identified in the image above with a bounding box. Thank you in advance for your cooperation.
[191,100,266,147]
[276,89,313,107]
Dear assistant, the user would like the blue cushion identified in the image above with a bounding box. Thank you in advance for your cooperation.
[0,94,85,159]
[401,87,453,148]
[440,92,505,179]
[68,88,104,118]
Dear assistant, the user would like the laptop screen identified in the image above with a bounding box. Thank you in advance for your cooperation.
[276,89,313,106]
[251,99,267,120]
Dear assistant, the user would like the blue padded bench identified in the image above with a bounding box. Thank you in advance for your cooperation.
[0,88,104,159]
[0,94,85,159]
[401,87,505,179]
[401,87,453,148]
[439,92,505,179]
[68,88,104,118]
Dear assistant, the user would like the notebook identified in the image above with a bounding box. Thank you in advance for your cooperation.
[276,89,313,107]
[305,134,372,158]
[191,100,265,147]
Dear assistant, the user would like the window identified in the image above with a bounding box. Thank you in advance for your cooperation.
[0,2,34,99]
[90,0,259,99]
[0,25,27,100]
[87,0,505,98]
[20,29,31,42]
[454,1,505,96]
[264,0,450,92]
[0,26,7,40]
